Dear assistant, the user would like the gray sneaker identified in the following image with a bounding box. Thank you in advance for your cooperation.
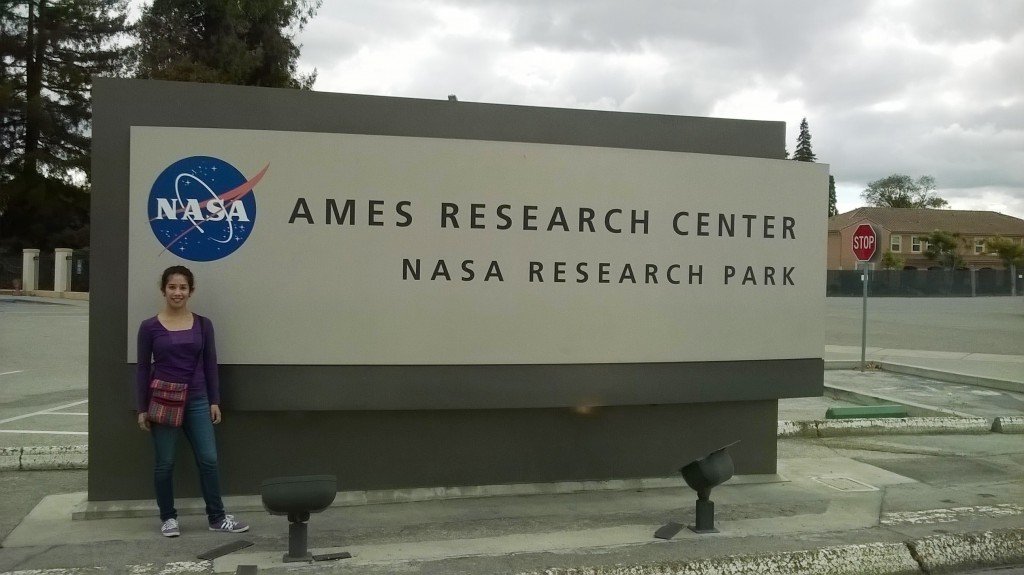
[209,514,249,533]
[161,518,180,537]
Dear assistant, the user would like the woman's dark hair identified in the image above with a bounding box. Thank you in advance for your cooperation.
[160,265,195,292]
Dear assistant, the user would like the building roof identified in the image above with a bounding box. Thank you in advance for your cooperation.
[828,207,1024,235]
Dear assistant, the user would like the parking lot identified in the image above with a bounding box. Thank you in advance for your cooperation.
[1,295,1022,448]
[825,295,1023,355]
[0,298,89,447]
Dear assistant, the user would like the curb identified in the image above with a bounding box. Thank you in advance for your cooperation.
[825,359,878,370]
[524,530,1024,575]
[881,361,1024,394]
[4,414,1005,472]
[527,542,921,575]
[0,445,88,471]
[824,384,969,418]
[0,290,90,301]
[910,529,1024,574]
[992,416,1024,433]
[825,359,1024,394]
[777,417,991,438]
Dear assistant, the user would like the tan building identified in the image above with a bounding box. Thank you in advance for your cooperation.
[827,208,1024,270]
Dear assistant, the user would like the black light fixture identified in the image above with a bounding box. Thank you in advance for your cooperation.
[261,475,339,562]
[655,441,739,539]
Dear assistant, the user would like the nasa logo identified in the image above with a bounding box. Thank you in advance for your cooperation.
[147,156,268,262]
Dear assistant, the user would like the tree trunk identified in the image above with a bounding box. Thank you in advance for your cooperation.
[23,0,46,178]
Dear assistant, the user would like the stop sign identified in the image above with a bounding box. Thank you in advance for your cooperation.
[852,224,877,261]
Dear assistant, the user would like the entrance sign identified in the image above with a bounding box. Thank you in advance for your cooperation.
[94,80,831,501]
[127,127,828,366]
[852,224,877,261]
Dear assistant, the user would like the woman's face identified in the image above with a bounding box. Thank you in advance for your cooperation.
[162,274,192,310]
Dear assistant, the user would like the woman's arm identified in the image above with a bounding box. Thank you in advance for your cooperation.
[135,321,153,413]
[202,316,221,407]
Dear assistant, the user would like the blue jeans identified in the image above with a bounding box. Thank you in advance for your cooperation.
[151,396,225,524]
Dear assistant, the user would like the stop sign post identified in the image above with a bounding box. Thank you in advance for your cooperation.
[852,224,877,261]
[851,223,877,373]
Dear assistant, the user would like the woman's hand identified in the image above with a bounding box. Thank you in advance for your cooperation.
[210,404,222,424]
[137,412,150,431]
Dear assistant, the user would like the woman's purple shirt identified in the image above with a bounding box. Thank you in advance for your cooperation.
[135,314,220,412]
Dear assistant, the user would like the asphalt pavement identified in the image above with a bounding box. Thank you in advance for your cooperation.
[1,295,1023,575]
[0,297,88,448]
[824,295,1023,356]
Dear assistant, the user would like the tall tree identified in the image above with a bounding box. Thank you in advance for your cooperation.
[861,174,949,209]
[134,0,321,89]
[792,117,816,162]
[790,117,836,215]
[828,174,837,217]
[0,0,131,252]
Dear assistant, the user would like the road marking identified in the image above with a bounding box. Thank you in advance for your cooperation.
[39,412,88,416]
[0,564,108,568]
[881,503,1024,525]
[0,312,88,317]
[812,476,878,492]
[0,370,25,376]
[969,389,1003,396]
[0,429,88,435]
[0,400,88,424]
[0,562,211,574]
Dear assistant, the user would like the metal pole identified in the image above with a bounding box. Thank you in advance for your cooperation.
[861,264,868,372]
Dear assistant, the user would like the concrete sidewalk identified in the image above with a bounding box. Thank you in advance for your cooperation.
[818,345,1024,423]
[825,345,1024,389]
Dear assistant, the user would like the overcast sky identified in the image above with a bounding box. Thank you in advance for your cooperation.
[285,1,1024,219]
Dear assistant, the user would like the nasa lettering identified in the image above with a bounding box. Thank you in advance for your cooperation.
[283,197,803,288]
[148,156,266,262]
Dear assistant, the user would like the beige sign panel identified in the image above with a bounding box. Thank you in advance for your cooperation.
[128,127,827,365]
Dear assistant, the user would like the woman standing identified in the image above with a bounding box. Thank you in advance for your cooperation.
[136,265,249,537]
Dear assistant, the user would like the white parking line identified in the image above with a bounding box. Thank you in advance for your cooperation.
[0,400,89,425]
[0,561,211,574]
[0,429,88,435]
[0,312,87,317]
[0,370,25,376]
[41,412,89,416]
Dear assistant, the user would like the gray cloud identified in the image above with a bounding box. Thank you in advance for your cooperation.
[900,0,1024,42]
[298,0,439,65]
[298,0,1024,218]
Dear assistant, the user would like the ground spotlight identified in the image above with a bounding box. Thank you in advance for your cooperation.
[261,475,339,562]
[655,441,739,539]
